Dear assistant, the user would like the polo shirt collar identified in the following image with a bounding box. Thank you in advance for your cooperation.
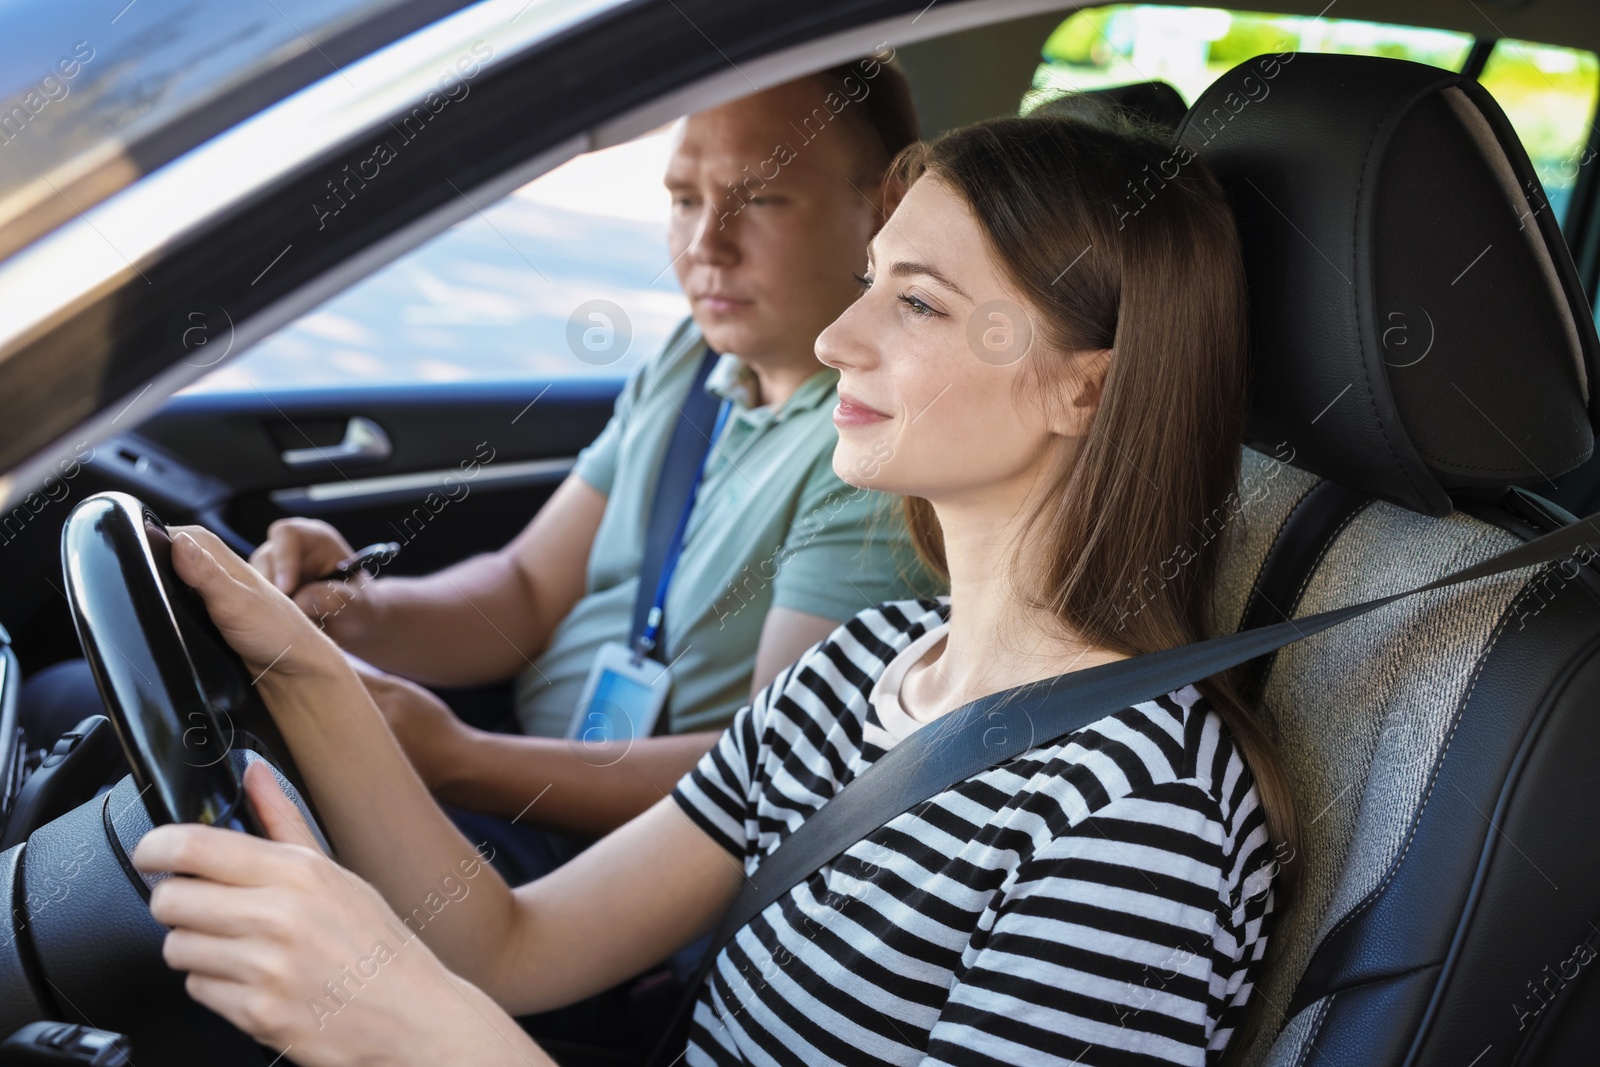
[703,346,840,424]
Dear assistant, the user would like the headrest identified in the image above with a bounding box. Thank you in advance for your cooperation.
[1036,80,1189,130]
[1178,53,1600,516]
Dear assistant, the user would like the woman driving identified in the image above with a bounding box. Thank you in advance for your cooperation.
[132,110,1296,1067]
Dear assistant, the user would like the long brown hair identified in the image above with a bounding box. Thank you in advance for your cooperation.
[888,112,1297,1050]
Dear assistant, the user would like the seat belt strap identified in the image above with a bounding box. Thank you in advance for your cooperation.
[633,399,731,665]
[629,347,724,683]
[649,506,1600,1063]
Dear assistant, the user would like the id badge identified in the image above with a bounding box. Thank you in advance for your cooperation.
[566,640,673,744]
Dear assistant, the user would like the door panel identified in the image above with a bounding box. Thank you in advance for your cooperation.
[135,378,618,574]
[0,378,615,675]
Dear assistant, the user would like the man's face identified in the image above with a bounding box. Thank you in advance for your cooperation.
[665,79,884,366]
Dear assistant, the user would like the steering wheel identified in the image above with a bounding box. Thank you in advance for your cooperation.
[0,627,24,821]
[60,491,321,837]
[0,491,330,1064]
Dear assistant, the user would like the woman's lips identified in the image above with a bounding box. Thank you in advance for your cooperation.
[694,293,752,314]
[834,390,890,427]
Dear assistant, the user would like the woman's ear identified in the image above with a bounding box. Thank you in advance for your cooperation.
[1049,348,1113,437]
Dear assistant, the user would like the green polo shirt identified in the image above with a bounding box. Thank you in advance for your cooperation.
[513,317,941,737]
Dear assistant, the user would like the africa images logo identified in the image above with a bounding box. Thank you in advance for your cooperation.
[312,42,495,230]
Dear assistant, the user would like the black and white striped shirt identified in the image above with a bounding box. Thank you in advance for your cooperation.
[671,597,1277,1066]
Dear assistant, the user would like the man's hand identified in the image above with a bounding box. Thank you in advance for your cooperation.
[347,657,473,793]
[249,518,383,642]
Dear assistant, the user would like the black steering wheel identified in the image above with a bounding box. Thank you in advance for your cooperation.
[60,491,320,836]
[0,491,328,1064]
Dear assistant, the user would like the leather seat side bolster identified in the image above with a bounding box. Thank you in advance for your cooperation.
[1291,554,1600,1062]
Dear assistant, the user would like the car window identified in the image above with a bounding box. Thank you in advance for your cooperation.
[182,126,688,392]
[1025,6,1598,233]
[1477,39,1599,227]
[1025,7,1474,111]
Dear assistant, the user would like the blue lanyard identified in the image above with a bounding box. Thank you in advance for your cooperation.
[633,397,733,662]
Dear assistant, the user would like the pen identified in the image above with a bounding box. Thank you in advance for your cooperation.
[320,541,400,582]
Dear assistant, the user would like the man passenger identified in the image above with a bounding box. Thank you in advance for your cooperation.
[246,54,938,878]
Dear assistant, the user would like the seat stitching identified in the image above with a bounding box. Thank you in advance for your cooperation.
[1295,997,1332,1067]
[1287,499,1371,613]
[1348,91,1433,508]
[1412,442,1592,473]
[1234,477,1324,634]
[1249,495,1370,693]
[1316,564,1545,947]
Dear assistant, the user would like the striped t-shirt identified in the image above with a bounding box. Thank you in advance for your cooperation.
[671,596,1277,1067]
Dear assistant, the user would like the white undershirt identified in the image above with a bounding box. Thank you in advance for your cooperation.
[866,620,952,744]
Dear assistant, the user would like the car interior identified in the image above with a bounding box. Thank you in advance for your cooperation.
[4,0,1600,1064]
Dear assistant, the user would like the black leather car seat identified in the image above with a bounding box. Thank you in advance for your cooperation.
[1187,54,1600,1066]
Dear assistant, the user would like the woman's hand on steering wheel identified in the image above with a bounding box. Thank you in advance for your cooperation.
[155,527,555,1065]
[131,761,515,1066]
[168,525,345,688]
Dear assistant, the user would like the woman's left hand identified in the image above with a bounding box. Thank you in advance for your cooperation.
[131,761,515,1066]
[167,524,347,687]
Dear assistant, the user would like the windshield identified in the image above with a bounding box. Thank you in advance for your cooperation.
[0,0,457,258]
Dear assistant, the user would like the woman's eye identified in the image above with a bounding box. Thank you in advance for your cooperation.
[899,293,940,317]
[852,272,873,293]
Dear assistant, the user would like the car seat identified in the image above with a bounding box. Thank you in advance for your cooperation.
[1195,54,1600,1066]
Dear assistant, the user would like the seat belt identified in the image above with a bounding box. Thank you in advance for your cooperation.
[630,346,728,735]
[649,505,1600,1062]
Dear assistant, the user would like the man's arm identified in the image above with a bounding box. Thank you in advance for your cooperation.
[255,472,606,688]
[750,606,840,701]
[254,342,650,688]
[443,731,719,837]
[365,606,843,835]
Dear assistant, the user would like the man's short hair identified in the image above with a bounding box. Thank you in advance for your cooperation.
[808,57,920,179]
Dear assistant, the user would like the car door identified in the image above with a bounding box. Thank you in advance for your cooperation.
[125,376,615,576]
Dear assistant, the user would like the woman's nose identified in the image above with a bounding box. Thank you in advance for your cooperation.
[816,298,875,372]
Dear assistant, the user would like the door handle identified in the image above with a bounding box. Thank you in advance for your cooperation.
[280,416,391,472]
